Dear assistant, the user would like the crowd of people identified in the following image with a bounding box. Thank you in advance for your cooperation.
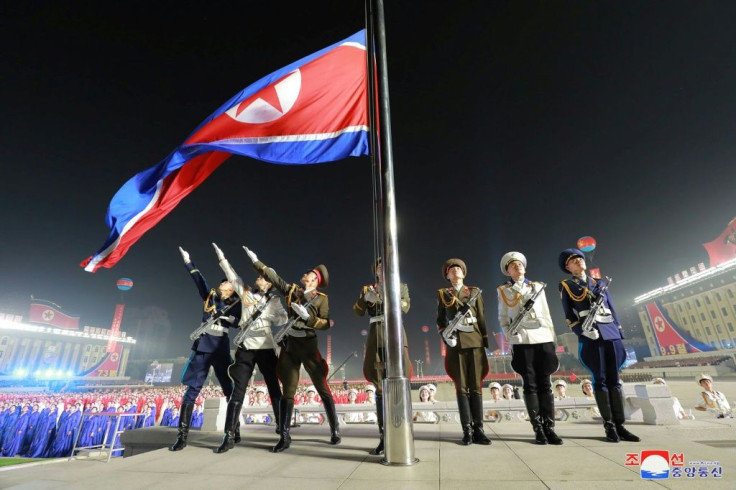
[0,380,384,459]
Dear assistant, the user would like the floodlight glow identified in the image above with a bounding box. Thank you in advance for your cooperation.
[66,370,74,377]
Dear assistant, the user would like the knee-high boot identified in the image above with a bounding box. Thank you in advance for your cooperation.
[523,393,548,445]
[469,393,491,445]
[271,398,293,453]
[538,392,563,445]
[369,394,384,455]
[609,388,640,442]
[272,395,281,435]
[457,394,473,445]
[323,397,341,445]
[215,400,242,453]
[594,391,619,442]
[169,403,194,451]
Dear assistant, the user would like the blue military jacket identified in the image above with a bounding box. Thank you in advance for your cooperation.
[186,261,239,354]
[559,276,624,340]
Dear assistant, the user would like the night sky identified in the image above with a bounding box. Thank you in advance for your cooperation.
[2,1,735,375]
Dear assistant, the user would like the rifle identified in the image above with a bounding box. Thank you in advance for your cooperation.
[272,294,318,345]
[579,277,614,340]
[189,299,240,341]
[441,288,482,345]
[507,282,547,337]
[232,294,278,346]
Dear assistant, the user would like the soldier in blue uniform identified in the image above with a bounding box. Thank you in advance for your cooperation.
[558,248,639,443]
[169,246,240,451]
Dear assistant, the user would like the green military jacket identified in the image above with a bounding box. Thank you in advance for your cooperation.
[436,284,488,349]
[353,282,410,348]
[253,261,329,338]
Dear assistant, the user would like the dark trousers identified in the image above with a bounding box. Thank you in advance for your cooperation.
[578,337,626,393]
[510,342,559,396]
[228,347,282,406]
[181,349,233,405]
[278,337,333,402]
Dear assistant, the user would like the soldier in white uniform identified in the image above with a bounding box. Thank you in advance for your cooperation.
[344,389,363,423]
[497,252,562,445]
[695,374,732,418]
[362,385,378,423]
[212,243,288,453]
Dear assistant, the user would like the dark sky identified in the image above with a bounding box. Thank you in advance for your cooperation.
[2,1,735,374]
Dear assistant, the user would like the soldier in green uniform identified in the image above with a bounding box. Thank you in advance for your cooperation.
[437,258,491,446]
[243,246,340,453]
[353,257,411,456]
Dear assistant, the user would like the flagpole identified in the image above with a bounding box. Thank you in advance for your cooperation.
[366,0,417,466]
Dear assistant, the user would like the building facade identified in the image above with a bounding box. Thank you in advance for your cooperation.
[634,258,736,356]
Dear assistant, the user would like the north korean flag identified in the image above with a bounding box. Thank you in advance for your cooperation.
[82,30,369,272]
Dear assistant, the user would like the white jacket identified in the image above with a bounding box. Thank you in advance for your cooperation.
[497,279,555,345]
[219,258,287,350]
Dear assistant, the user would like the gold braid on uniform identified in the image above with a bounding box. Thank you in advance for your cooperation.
[286,284,297,308]
[438,289,457,308]
[560,281,588,302]
[203,289,217,315]
[497,285,521,308]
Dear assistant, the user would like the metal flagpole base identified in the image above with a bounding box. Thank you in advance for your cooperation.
[380,376,418,466]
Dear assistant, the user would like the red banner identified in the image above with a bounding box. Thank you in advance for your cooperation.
[107,303,125,353]
[28,302,80,329]
[703,217,736,267]
[644,302,713,355]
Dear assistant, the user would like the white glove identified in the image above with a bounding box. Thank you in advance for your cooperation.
[511,281,524,294]
[582,328,600,340]
[511,334,523,344]
[364,287,379,304]
[179,246,191,264]
[291,303,310,320]
[212,242,225,261]
[243,246,258,263]
[446,337,457,348]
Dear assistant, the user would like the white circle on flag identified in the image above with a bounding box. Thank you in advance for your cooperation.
[225,69,301,124]
[42,309,55,321]
[654,316,666,332]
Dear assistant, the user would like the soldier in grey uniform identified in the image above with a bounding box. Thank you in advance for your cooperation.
[437,258,491,446]
[211,243,288,453]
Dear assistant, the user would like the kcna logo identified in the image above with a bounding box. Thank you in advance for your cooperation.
[626,450,683,479]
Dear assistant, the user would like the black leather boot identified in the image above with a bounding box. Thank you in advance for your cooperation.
[272,396,281,435]
[323,397,341,445]
[595,391,619,442]
[457,394,473,445]
[469,393,491,445]
[271,398,293,453]
[369,394,384,455]
[234,420,241,444]
[609,388,640,442]
[214,400,242,453]
[538,392,562,445]
[169,403,194,451]
[523,393,547,445]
